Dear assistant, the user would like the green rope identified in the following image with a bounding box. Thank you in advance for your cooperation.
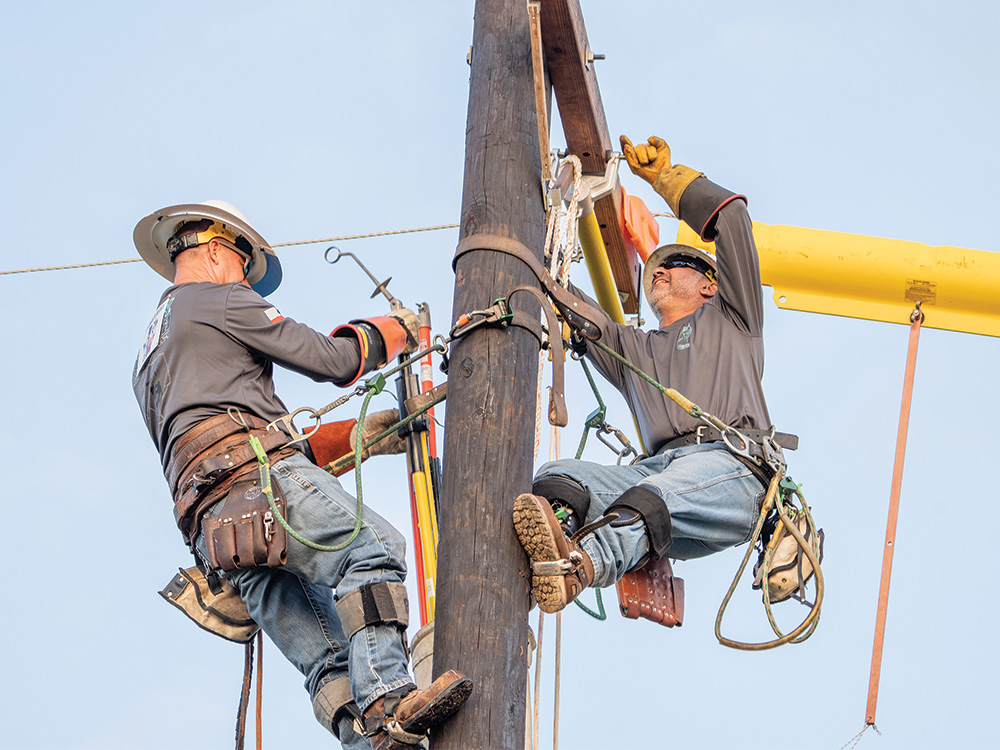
[714,472,824,650]
[325,390,447,475]
[590,338,708,421]
[249,390,375,552]
[246,364,448,552]
[574,358,606,459]
[759,482,822,641]
[570,358,608,621]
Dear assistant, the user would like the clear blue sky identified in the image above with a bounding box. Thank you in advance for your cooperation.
[2,2,997,749]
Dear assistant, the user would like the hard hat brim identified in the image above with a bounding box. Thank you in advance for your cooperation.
[133,202,282,296]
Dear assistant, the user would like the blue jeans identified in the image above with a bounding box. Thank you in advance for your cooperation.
[195,452,413,748]
[535,442,764,587]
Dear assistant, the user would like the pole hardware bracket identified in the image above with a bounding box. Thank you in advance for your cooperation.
[553,151,622,216]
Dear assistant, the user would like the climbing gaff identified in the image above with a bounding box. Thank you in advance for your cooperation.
[865,302,924,728]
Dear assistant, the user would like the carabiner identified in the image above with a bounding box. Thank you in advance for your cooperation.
[596,424,638,465]
[720,425,757,463]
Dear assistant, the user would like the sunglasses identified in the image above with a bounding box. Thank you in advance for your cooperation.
[660,257,717,282]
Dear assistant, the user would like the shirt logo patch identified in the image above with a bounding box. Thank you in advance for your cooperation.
[133,297,171,381]
[265,306,284,323]
[676,322,693,350]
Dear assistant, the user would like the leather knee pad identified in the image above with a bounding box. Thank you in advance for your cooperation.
[604,485,672,559]
[531,475,591,523]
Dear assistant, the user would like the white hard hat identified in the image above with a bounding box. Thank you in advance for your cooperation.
[133,200,282,296]
[642,243,717,309]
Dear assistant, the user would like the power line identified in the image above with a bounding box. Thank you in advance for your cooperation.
[0,222,461,277]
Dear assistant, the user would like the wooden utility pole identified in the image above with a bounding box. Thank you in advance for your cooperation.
[433,0,546,748]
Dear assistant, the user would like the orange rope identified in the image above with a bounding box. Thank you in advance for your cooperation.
[236,638,253,750]
[865,303,924,726]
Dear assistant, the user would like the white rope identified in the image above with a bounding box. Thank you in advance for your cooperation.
[530,611,545,750]
[533,156,584,461]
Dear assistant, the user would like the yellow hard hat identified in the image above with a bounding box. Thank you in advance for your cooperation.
[133,200,282,296]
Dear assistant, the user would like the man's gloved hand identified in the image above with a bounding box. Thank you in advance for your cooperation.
[361,409,407,457]
[620,135,672,185]
[621,134,705,217]
[389,307,420,354]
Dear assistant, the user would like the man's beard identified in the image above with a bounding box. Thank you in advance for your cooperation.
[649,283,670,316]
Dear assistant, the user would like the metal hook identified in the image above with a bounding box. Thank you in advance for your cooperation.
[227,406,252,431]
[324,245,345,264]
[324,246,400,309]
[433,334,451,357]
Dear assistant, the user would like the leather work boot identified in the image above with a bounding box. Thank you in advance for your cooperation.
[513,493,595,613]
[362,670,473,750]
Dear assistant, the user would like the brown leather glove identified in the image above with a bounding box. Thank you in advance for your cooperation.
[360,409,407,457]
[307,410,406,474]
[388,307,420,354]
[620,134,704,216]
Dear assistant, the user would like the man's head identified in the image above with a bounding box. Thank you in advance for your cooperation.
[133,200,282,295]
[642,244,718,325]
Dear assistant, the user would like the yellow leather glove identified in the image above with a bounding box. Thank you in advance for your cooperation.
[620,134,704,216]
[620,135,672,185]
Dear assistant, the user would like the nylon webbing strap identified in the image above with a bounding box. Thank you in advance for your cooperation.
[865,304,923,727]
[336,582,409,640]
[453,234,604,340]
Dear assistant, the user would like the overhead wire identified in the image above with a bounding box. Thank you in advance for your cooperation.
[0,222,461,277]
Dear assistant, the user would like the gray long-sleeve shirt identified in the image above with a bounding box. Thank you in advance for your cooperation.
[580,199,771,454]
[132,281,365,470]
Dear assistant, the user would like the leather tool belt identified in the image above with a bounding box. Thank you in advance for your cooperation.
[166,413,296,548]
[616,556,685,628]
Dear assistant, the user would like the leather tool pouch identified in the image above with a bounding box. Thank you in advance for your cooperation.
[159,566,260,644]
[202,476,289,574]
[616,556,685,628]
